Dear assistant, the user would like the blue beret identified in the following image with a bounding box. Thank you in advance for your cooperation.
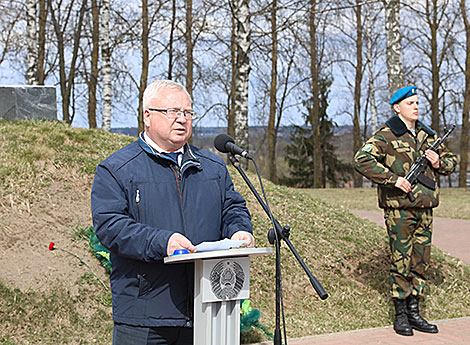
[389,86,417,105]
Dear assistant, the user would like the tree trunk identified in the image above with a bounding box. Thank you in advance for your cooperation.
[48,0,67,121]
[101,0,112,131]
[37,0,46,84]
[428,0,440,132]
[228,11,236,139]
[460,0,470,187]
[87,0,99,129]
[366,2,377,134]
[309,0,322,188]
[168,0,176,80]
[232,0,250,164]
[26,0,37,85]
[0,4,21,67]
[48,0,87,124]
[267,0,278,183]
[384,0,403,97]
[138,0,149,133]
[353,0,363,188]
[185,0,193,100]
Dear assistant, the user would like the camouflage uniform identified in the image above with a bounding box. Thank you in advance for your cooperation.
[354,115,457,299]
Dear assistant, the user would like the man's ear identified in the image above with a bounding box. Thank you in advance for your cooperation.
[393,103,401,114]
[143,110,151,127]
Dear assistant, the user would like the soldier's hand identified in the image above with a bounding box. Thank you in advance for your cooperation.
[395,176,412,193]
[425,149,440,169]
[167,233,197,256]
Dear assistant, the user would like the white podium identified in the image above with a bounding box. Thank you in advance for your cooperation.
[164,247,273,345]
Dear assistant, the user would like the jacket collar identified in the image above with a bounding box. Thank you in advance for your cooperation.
[385,115,435,137]
[181,144,201,171]
[138,132,201,170]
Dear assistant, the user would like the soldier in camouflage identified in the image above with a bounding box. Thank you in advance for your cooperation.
[354,86,457,336]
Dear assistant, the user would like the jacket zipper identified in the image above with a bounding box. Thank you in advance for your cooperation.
[136,189,141,222]
[170,165,191,321]
[171,166,182,199]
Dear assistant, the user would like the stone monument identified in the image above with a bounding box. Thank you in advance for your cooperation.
[0,85,57,121]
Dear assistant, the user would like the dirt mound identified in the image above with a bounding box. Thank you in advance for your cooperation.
[0,169,108,294]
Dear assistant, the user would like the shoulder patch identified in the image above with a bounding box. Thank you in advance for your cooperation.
[362,144,374,152]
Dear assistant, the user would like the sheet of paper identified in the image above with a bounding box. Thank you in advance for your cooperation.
[195,238,248,252]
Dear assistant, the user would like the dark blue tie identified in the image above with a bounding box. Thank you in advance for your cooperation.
[165,152,180,165]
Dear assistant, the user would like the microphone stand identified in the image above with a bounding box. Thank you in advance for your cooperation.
[229,155,328,345]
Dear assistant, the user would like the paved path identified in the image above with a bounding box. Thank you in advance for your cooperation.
[249,317,470,345]
[248,212,470,345]
[351,210,470,265]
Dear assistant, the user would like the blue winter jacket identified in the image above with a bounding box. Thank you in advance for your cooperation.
[91,133,252,327]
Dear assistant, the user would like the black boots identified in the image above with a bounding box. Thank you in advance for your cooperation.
[393,296,439,336]
[393,298,413,336]
[406,295,439,333]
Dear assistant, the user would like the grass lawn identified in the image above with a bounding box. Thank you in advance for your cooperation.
[306,187,470,219]
[1,120,469,344]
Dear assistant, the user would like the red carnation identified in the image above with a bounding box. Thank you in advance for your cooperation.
[46,240,108,291]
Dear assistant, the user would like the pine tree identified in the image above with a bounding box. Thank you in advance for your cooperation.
[281,77,352,188]
[282,125,314,187]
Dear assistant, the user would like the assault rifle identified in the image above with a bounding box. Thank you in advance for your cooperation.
[405,124,455,202]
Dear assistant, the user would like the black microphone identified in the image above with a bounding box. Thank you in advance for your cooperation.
[213,134,253,159]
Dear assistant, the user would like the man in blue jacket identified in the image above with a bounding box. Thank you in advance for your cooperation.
[91,80,254,345]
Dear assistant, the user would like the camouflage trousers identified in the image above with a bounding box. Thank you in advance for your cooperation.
[384,208,433,300]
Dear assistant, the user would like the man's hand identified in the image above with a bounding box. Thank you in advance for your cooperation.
[167,233,197,256]
[231,231,255,247]
[425,149,440,169]
[395,176,412,193]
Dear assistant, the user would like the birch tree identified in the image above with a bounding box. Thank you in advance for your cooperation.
[365,2,378,134]
[384,0,403,96]
[231,0,251,155]
[26,0,37,84]
[228,8,237,139]
[101,0,112,131]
